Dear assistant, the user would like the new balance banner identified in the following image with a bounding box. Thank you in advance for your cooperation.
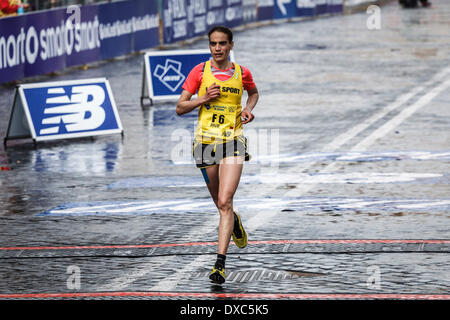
[4,78,123,144]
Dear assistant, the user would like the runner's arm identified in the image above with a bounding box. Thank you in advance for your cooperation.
[176,84,220,116]
[241,86,258,124]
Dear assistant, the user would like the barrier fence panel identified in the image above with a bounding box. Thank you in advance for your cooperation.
[0,0,159,84]
[161,0,245,45]
[0,0,345,85]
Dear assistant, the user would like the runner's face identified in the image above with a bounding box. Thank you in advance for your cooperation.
[209,31,233,65]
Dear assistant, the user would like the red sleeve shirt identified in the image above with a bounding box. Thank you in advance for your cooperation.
[182,62,256,95]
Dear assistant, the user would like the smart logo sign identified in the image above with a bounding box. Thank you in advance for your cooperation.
[0,10,103,84]
[0,0,159,84]
[4,78,123,144]
[153,58,187,92]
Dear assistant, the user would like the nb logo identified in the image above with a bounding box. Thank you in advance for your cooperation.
[153,59,186,92]
[40,85,106,135]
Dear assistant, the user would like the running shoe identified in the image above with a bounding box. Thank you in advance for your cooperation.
[232,210,247,249]
[209,267,226,284]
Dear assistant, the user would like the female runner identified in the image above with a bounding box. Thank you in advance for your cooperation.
[176,26,259,284]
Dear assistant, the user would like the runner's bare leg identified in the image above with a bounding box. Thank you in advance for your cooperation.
[216,156,244,255]
[204,165,219,207]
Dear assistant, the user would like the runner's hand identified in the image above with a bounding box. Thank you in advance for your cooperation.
[241,108,254,124]
[204,82,220,102]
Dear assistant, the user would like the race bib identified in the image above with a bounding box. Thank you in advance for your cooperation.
[201,105,237,139]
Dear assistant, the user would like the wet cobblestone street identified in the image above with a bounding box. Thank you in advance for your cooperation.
[0,0,449,301]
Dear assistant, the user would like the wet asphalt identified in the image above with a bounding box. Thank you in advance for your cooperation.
[0,0,449,299]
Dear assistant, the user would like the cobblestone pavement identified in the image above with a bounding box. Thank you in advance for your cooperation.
[0,0,449,300]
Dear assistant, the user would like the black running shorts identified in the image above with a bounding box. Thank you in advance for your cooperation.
[193,136,251,168]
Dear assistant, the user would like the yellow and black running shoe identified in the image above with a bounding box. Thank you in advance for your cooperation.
[209,267,226,284]
[232,210,247,249]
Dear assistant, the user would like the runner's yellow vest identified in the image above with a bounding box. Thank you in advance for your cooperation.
[195,60,243,144]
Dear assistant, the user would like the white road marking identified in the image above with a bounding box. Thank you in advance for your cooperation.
[353,78,450,151]
[321,66,450,153]
[42,196,450,216]
[96,256,173,292]
[397,200,450,209]
[149,255,211,291]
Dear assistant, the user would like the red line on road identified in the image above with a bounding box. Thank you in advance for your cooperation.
[0,239,448,251]
[0,291,448,300]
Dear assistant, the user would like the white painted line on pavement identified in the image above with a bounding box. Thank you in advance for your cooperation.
[149,255,211,291]
[353,78,450,151]
[321,66,450,153]
[96,256,173,292]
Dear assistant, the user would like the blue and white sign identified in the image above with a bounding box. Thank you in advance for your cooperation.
[141,49,235,103]
[4,78,123,144]
[274,0,297,19]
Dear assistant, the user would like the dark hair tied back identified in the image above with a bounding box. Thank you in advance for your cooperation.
[208,26,233,42]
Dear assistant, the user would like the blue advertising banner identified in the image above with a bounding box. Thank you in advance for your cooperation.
[214,0,243,29]
[189,0,208,38]
[257,0,275,21]
[273,0,297,19]
[0,0,159,84]
[162,0,244,44]
[0,0,343,85]
[242,0,258,24]
[261,0,342,21]
[296,0,316,17]
[315,0,329,15]
[131,0,160,51]
[97,1,132,59]
[327,0,343,14]
[5,78,123,143]
[142,49,235,102]
[162,0,190,44]
[64,5,101,69]
[296,0,343,17]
